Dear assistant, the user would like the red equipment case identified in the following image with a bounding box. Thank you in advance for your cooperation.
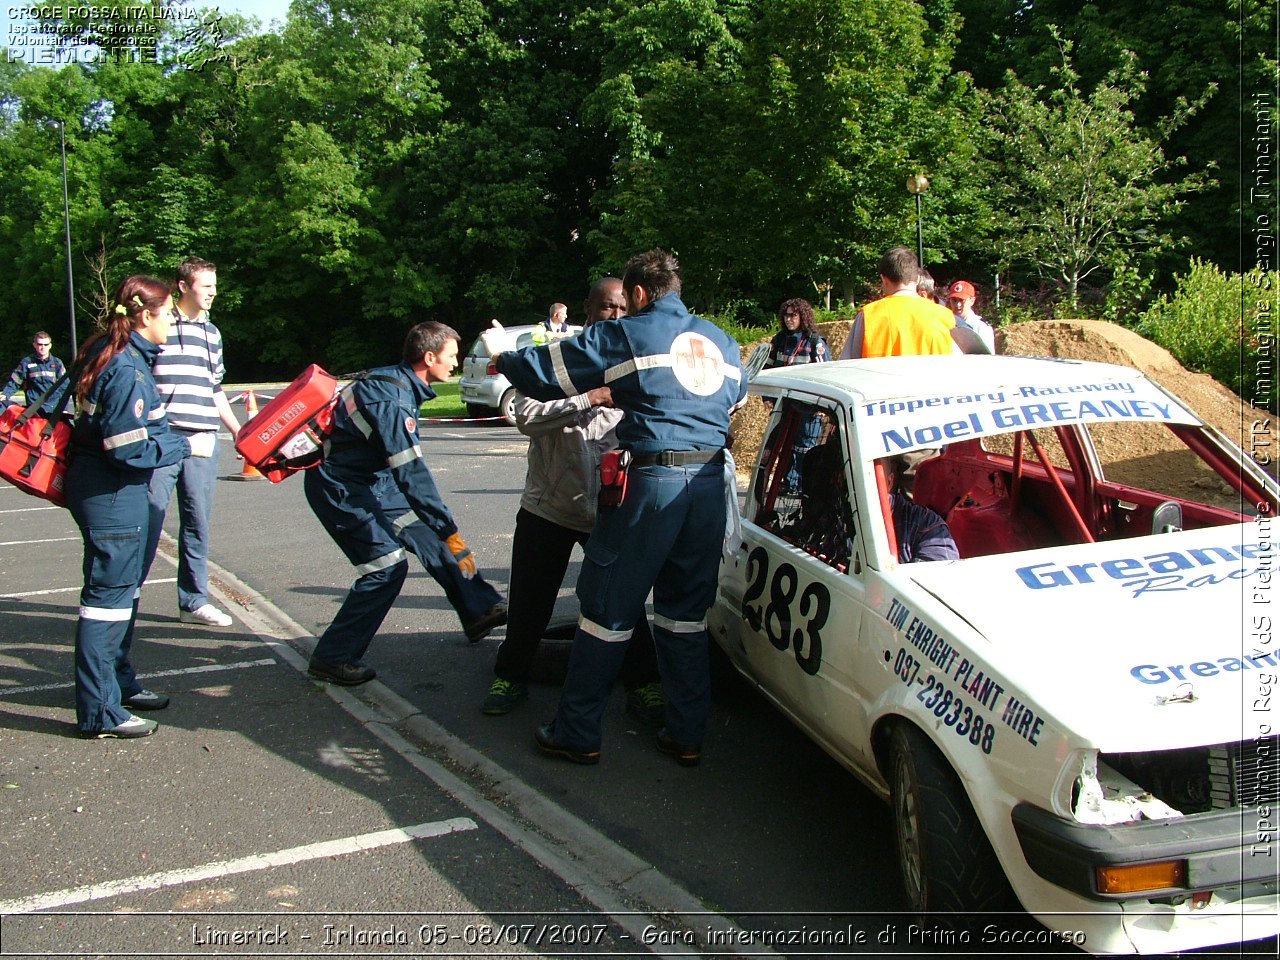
[235,364,341,483]
[0,404,72,505]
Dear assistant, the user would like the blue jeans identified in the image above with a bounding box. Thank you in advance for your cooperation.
[553,458,725,752]
[144,433,219,612]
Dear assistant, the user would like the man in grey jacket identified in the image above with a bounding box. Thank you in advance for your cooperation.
[481,278,663,722]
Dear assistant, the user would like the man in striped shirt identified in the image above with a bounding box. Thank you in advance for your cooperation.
[143,257,242,627]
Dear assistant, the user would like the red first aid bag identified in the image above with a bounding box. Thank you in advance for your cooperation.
[235,364,341,483]
[0,397,72,506]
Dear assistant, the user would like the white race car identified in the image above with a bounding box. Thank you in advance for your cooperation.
[710,354,1278,954]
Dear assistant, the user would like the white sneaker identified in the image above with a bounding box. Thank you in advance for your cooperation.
[179,603,233,627]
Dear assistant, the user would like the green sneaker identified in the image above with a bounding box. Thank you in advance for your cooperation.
[625,682,666,727]
[481,677,528,716]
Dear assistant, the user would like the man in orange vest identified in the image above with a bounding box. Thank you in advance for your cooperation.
[839,247,959,359]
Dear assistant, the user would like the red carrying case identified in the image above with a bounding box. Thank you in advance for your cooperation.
[235,365,341,483]
[0,404,72,505]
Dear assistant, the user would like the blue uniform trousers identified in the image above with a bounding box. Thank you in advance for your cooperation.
[67,458,150,732]
[553,459,725,752]
[305,467,502,665]
[144,432,220,612]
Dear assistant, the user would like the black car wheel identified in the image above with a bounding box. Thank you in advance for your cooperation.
[888,723,1013,914]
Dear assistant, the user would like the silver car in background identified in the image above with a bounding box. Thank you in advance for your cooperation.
[458,323,580,424]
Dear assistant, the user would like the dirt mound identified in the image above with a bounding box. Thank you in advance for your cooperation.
[998,319,1248,452]
[731,319,1251,494]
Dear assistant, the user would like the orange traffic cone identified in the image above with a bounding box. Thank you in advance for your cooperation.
[231,390,265,481]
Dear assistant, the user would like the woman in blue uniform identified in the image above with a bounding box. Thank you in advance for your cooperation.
[68,275,214,738]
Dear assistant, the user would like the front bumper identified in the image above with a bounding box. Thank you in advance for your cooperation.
[1013,802,1278,901]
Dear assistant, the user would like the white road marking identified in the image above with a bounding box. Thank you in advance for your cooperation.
[0,506,60,514]
[0,658,276,697]
[0,577,176,600]
[0,536,78,547]
[0,818,478,915]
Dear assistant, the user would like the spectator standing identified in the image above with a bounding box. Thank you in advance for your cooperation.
[482,278,664,724]
[67,276,216,738]
[543,303,570,334]
[946,280,996,354]
[490,248,746,767]
[838,247,957,360]
[2,331,66,414]
[144,257,240,627]
[766,298,828,493]
[766,298,828,369]
[305,321,505,686]
[915,270,937,302]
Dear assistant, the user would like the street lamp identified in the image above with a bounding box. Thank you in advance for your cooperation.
[905,173,929,268]
[54,120,77,354]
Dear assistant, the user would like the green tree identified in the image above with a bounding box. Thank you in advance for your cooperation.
[977,33,1212,310]
[954,0,1274,277]
[585,0,980,311]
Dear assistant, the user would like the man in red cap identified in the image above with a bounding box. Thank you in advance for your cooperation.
[945,280,995,354]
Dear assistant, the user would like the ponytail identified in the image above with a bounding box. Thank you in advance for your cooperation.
[75,275,171,405]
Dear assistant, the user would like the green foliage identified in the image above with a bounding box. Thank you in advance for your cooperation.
[954,0,1275,280]
[0,0,1255,380]
[976,30,1213,310]
[1137,259,1279,406]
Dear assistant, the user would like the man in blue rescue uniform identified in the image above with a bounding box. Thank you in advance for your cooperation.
[490,249,746,766]
[304,321,506,686]
[2,331,66,413]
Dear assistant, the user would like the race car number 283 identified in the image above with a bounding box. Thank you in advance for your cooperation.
[741,545,830,675]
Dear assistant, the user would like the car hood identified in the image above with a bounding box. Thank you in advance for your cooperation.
[901,523,1266,751]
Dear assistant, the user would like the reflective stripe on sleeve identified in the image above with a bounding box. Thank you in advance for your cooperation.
[387,445,421,470]
[548,341,575,395]
[578,616,633,643]
[653,612,707,633]
[603,354,668,384]
[604,353,740,385]
[349,410,374,439]
[354,548,406,576]
[102,427,147,450]
[79,605,133,622]
[391,513,421,535]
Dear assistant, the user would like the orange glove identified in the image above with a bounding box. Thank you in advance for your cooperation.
[445,532,476,579]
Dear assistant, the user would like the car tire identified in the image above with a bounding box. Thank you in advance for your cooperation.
[888,723,1014,916]
[499,388,520,426]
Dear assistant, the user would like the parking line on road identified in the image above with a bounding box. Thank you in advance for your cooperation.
[0,658,277,698]
[0,506,61,514]
[0,536,79,547]
[0,819,481,916]
[0,577,176,600]
[0,817,478,915]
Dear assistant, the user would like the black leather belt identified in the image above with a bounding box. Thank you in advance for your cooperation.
[631,449,723,467]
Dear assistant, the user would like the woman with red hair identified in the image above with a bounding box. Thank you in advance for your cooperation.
[67,275,214,738]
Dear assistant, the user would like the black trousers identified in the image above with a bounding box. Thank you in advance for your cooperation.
[493,507,658,687]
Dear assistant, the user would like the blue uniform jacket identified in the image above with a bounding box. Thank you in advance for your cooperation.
[70,332,190,472]
[3,353,67,414]
[496,293,746,454]
[321,363,459,540]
